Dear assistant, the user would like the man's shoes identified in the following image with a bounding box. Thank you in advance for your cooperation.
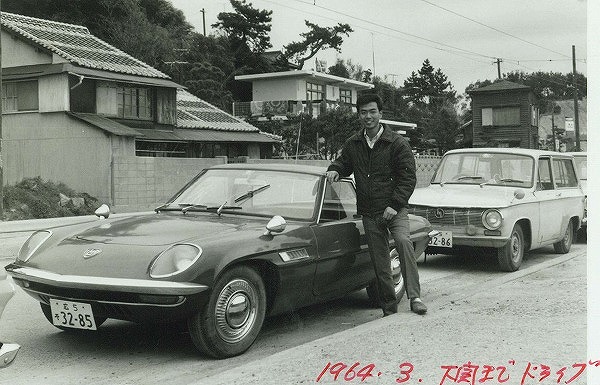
[410,298,427,315]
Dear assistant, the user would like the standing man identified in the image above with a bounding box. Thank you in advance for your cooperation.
[326,94,426,316]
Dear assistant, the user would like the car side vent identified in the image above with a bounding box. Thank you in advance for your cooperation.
[279,248,310,262]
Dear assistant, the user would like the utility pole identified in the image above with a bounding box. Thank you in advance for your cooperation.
[495,58,502,79]
[572,45,581,151]
[200,8,206,36]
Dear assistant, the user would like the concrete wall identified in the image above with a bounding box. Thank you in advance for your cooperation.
[2,111,114,203]
[111,156,227,213]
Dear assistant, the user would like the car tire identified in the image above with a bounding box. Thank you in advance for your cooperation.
[497,224,524,272]
[188,265,266,359]
[366,248,406,306]
[553,220,573,254]
[40,303,107,331]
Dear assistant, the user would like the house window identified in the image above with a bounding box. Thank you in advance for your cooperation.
[117,86,153,120]
[340,89,352,104]
[135,141,186,157]
[481,106,520,127]
[1,80,39,112]
[306,82,324,101]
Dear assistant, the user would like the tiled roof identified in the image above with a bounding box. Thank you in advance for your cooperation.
[468,80,530,93]
[176,90,260,132]
[1,11,169,79]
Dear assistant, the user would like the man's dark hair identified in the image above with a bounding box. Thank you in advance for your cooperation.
[356,93,383,111]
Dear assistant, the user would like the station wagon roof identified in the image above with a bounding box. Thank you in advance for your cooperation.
[209,163,328,176]
[444,148,574,158]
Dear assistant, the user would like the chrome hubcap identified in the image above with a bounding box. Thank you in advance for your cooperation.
[511,232,521,262]
[390,250,404,296]
[215,279,257,343]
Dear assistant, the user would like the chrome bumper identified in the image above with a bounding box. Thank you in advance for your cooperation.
[5,265,209,296]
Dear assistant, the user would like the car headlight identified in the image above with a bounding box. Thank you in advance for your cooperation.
[482,209,503,230]
[149,244,203,278]
[17,230,52,262]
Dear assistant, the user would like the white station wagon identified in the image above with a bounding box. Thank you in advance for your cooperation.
[408,148,585,271]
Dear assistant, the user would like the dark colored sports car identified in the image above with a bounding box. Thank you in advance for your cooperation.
[6,164,434,358]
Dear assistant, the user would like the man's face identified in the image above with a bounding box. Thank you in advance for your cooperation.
[358,101,382,130]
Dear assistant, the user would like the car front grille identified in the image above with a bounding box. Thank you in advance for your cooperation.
[408,205,484,227]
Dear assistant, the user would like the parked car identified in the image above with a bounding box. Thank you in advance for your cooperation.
[565,152,587,237]
[408,148,585,272]
[0,266,20,368]
[5,164,435,359]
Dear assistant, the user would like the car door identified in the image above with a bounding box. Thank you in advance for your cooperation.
[551,156,583,237]
[311,180,373,299]
[534,156,563,244]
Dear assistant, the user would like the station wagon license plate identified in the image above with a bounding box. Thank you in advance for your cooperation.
[49,299,97,330]
[428,231,452,248]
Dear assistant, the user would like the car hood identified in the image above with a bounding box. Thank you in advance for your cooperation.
[410,184,525,208]
[72,213,264,246]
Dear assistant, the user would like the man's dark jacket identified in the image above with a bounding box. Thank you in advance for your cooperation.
[327,126,416,217]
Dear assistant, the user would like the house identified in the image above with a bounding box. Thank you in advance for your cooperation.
[467,80,539,149]
[538,97,587,152]
[1,12,277,210]
[233,69,375,118]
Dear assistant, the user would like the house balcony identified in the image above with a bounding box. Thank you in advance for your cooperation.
[232,99,354,120]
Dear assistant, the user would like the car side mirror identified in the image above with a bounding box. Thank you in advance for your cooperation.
[264,215,286,236]
[513,189,525,200]
[94,204,110,219]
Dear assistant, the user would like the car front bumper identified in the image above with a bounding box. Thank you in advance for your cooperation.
[5,265,210,322]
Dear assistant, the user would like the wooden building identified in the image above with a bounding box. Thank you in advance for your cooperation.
[468,80,539,149]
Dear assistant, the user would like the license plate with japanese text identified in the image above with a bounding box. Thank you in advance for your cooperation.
[49,299,97,330]
[428,231,453,248]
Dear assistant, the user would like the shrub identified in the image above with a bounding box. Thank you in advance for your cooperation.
[1,177,99,221]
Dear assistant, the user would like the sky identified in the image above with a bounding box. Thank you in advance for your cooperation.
[169,0,588,94]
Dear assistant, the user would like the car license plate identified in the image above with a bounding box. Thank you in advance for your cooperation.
[49,299,97,330]
[428,231,452,248]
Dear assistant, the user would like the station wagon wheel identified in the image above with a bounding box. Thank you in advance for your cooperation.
[188,266,266,358]
[497,223,524,272]
[553,220,573,254]
[39,303,107,331]
[366,248,406,306]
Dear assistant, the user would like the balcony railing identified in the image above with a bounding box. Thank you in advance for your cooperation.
[232,99,354,119]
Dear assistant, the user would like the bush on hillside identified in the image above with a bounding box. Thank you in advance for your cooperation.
[1,177,99,221]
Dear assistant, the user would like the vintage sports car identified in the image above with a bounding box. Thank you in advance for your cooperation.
[6,164,434,358]
[409,148,585,272]
[0,265,20,368]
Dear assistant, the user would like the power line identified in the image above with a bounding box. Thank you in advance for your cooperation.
[417,0,583,62]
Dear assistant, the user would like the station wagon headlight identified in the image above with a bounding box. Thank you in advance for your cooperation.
[149,244,203,278]
[482,209,503,230]
[17,230,52,262]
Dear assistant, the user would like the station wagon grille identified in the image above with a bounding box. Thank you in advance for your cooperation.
[408,205,484,227]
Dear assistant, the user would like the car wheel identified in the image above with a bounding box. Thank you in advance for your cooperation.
[497,224,524,272]
[188,265,266,359]
[366,248,406,306]
[40,303,107,331]
[553,220,573,254]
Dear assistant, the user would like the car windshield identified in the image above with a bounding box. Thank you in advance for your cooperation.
[572,155,587,181]
[169,168,321,220]
[432,152,534,188]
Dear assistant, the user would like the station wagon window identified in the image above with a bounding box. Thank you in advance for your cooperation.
[537,158,553,190]
[552,158,578,188]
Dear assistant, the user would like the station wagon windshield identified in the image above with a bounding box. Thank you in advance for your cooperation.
[169,169,321,220]
[432,152,534,188]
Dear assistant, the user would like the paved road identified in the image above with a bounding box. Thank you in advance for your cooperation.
[0,227,587,385]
